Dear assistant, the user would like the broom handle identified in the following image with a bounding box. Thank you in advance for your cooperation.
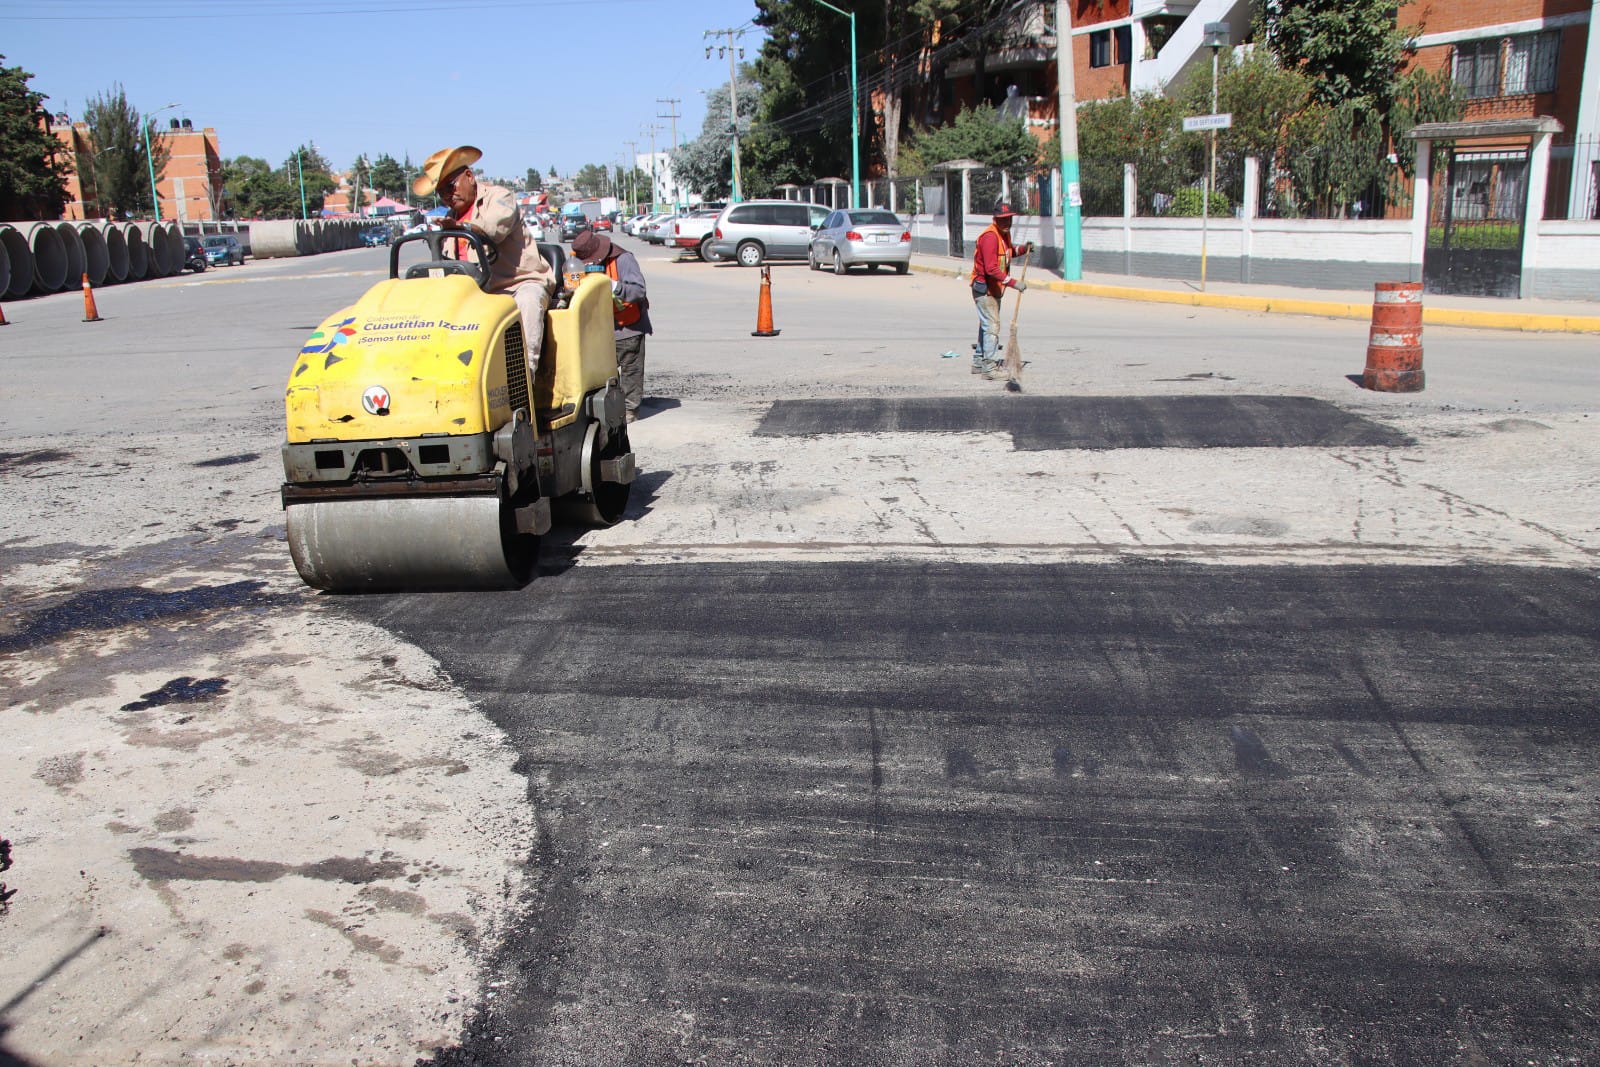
[1009,249,1031,329]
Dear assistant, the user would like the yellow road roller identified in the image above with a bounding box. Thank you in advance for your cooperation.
[281,231,635,590]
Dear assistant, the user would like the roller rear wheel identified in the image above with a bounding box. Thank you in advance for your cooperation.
[567,422,632,527]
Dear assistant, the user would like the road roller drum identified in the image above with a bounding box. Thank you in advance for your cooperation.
[281,231,635,591]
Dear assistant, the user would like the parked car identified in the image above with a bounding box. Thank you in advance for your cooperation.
[182,236,207,273]
[666,208,724,260]
[707,200,831,266]
[639,213,675,244]
[202,234,244,266]
[360,225,392,247]
[592,216,614,232]
[621,213,651,235]
[808,208,912,275]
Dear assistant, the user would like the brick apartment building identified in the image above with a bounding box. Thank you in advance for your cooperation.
[50,115,225,222]
[940,0,1596,218]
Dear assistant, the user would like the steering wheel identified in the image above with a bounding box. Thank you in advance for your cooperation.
[389,229,497,290]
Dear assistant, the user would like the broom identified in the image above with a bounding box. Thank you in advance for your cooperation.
[1002,249,1031,392]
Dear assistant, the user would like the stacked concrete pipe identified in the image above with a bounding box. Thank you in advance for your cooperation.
[165,221,183,273]
[26,222,67,294]
[100,222,128,283]
[246,220,298,258]
[76,223,110,287]
[1,226,33,299]
[55,222,86,289]
[140,222,173,278]
[123,223,149,280]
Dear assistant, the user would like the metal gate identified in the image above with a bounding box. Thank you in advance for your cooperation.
[945,172,965,259]
[1424,147,1529,298]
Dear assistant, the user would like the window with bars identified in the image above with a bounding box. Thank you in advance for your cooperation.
[1453,38,1500,98]
[1453,30,1561,99]
[1504,30,1559,94]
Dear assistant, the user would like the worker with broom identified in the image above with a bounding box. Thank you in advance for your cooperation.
[969,201,1032,379]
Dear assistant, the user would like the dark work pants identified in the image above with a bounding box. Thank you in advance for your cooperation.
[615,334,646,415]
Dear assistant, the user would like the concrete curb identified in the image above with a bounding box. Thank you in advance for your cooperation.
[912,263,1600,334]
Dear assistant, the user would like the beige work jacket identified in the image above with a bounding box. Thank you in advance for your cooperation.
[451,183,555,296]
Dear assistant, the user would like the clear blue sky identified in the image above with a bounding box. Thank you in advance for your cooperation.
[5,0,766,179]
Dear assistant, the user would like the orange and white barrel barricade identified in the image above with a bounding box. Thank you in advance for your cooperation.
[1363,281,1424,392]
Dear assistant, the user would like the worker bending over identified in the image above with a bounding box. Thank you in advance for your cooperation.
[571,229,652,423]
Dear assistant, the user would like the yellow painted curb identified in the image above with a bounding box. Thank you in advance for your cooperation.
[912,263,1600,334]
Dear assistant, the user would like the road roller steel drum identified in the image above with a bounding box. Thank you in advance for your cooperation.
[281,231,635,592]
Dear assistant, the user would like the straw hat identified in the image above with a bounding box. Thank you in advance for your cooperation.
[413,145,482,196]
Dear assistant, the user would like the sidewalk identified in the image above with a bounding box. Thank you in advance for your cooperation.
[911,254,1600,334]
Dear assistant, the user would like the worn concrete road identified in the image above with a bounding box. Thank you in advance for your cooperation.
[2,235,1597,1065]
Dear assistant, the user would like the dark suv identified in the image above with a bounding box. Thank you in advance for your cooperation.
[182,236,207,272]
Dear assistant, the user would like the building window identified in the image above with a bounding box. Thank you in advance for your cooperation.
[1114,25,1133,65]
[1089,29,1111,68]
[1453,30,1560,99]
[1453,38,1500,99]
[1504,30,1559,95]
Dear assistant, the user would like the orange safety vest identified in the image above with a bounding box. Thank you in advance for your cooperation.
[970,222,1013,288]
[603,256,643,329]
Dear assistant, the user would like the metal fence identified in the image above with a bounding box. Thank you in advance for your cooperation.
[1547,135,1600,221]
[1257,161,1415,221]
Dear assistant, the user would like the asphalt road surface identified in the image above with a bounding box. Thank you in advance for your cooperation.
[2,233,1597,1065]
[355,561,1600,1065]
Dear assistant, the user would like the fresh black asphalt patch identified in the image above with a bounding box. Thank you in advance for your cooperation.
[756,395,1414,450]
[346,562,1600,1064]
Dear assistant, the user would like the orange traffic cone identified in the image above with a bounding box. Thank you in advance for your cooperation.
[751,265,780,337]
[82,273,102,323]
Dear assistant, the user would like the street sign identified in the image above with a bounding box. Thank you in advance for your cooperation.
[1183,113,1233,132]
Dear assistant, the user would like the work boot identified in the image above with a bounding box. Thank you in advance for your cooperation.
[971,359,997,375]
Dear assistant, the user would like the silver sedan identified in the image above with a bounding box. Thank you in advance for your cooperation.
[808,209,911,275]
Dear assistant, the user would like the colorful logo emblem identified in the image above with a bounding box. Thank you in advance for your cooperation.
[361,385,391,415]
[301,317,357,355]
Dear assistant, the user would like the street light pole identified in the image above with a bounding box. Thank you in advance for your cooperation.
[296,147,308,220]
[1054,2,1082,279]
[805,0,859,209]
[143,102,180,221]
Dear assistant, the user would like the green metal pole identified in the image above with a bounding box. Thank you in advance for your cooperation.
[1055,0,1083,279]
[809,0,860,209]
[143,120,161,221]
[297,148,308,220]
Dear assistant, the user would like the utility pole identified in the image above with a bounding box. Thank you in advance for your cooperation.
[1054,1,1082,279]
[657,97,682,209]
[623,139,639,213]
[643,123,661,212]
[704,27,746,202]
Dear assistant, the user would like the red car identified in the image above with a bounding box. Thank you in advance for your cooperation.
[592,217,613,232]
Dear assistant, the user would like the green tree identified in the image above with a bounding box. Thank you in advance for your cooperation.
[524,167,543,191]
[82,84,169,218]
[1387,65,1464,175]
[1045,93,1192,215]
[284,143,336,213]
[573,163,610,197]
[671,79,760,200]
[369,153,406,199]
[913,105,1039,171]
[0,54,71,219]
[1261,0,1408,110]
